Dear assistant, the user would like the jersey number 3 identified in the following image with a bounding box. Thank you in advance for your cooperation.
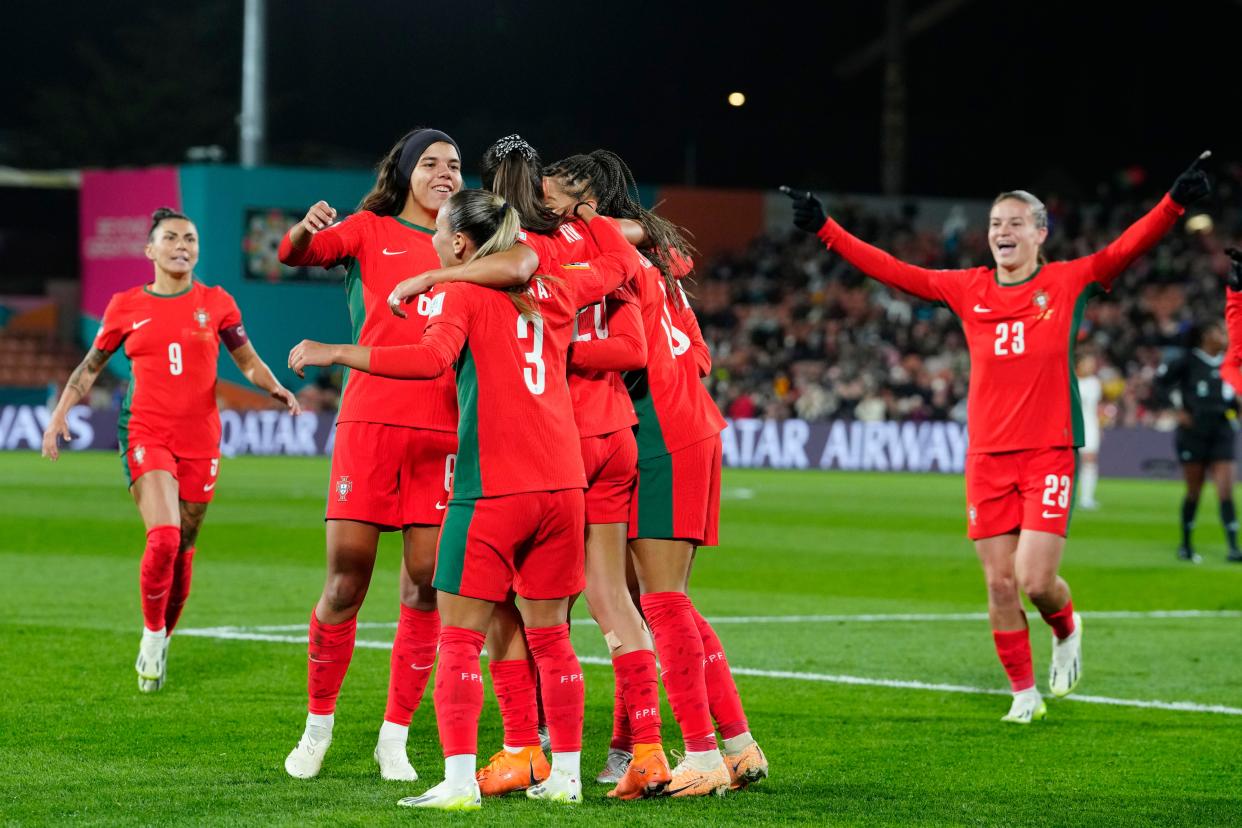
[994,321,1025,356]
[516,315,546,395]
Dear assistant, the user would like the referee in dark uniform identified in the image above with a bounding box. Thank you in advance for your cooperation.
[1155,320,1241,563]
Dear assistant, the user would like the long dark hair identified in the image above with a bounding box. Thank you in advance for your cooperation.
[481,135,559,235]
[543,149,696,302]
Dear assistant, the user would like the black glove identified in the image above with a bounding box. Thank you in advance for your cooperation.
[1170,151,1211,206]
[1227,248,1242,292]
[780,185,828,234]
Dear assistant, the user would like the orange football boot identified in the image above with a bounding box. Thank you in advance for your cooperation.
[725,742,768,790]
[475,746,550,796]
[666,753,730,798]
[607,743,672,800]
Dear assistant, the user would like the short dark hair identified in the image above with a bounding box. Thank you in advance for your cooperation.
[149,206,191,240]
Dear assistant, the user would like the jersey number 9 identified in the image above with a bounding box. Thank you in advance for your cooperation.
[168,342,183,376]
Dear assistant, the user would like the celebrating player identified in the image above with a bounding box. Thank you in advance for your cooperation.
[1155,321,1241,563]
[540,150,765,797]
[289,188,639,809]
[784,151,1211,722]
[439,137,669,800]
[277,128,462,781]
[1075,352,1102,510]
[40,207,299,693]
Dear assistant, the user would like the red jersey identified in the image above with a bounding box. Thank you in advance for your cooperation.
[625,260,726,459]
[1223,288,1242,392]
[94,281,243,458]
[817,194,1185,453]
[567,283,645,438]
[278,211,457,432]
[367,217,636,498]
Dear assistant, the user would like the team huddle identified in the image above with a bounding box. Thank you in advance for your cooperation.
[40,127,1225,810]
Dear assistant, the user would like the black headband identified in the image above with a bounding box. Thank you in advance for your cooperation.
[397,129,460,183]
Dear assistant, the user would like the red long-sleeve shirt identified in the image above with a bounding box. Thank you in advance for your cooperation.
[817,194,1184,453]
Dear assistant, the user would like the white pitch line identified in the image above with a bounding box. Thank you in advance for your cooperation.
[176,625,1242,717]
[229,608,1241,633]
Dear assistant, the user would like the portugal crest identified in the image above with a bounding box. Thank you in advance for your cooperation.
[1032,289,1054,320]
[194,307,210,328]
[336,475,353,502]
[133,445,146,465]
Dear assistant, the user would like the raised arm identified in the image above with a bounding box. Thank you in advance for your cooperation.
[571,208,642,307]
[228,342,301,414]
[782,187,951,304]
[40,346,113,459]
[278,201,358,267]
[1223,285,1242,392]
[570,292,647,373]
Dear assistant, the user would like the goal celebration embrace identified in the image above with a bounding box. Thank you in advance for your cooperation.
[31,127,1240,820]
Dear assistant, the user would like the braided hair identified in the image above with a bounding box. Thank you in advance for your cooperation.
[543,149,696,302]
[480,135,559,235]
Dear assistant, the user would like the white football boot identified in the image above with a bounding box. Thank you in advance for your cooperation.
[526,768,582,803]
[397,779,482,811]
[595,748,632,784]
[374,740,418,782]
[285,726,333,779]
[1048,612,1083,698]
[135,631,168,693]
[1001,687,1047,724]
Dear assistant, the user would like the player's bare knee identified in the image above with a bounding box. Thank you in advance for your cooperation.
[985,574,1019,604]
[401,581,437,612]
[1018,574,1055,605]
[322,573,367,614]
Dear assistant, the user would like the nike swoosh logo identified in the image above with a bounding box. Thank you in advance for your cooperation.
[382,248,407,256]
[1042,510,1063,519]
[409,663,434,671]
[973,304,992,313]
[132,318,152,329]
[435,502,446,510]
[203,482,216,492]
[309,656,331,663]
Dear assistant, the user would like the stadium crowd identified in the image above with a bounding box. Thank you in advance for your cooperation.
[699,178,1242,429]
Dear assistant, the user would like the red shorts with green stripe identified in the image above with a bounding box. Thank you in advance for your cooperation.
[433,489,586,602]
[326,422,457,529]
[581,428,638,524]
[629,435,721,546]
[965,447,1077,540]
[122,443,220,503]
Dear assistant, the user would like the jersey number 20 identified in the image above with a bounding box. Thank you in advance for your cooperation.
[516,315,546,395]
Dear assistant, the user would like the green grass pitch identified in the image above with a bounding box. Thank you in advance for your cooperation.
[2,452,1240,826]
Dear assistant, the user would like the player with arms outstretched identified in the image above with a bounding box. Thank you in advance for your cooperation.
[277,128,463,782]
[290,188,639,810]
[784,152,1211,721]
[41,207,299,693]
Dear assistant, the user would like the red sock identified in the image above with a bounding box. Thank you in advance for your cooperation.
[614,648,662,746]
[609,663,632,751]
[139,525,180,631]
[434,626,486,757]
[163,546,196,634]
[640,592,716,752]
[1040,598,1076,640]
[691,609,749,740]
[525,624,584,753]
[384,605,440,725]
[488,658,541,748]
[307,611,357,715]
[992,628,1035,692]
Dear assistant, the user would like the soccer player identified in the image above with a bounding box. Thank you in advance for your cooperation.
[277,128,462,782]
[458,138,670,800]
[1155,321,1241,563]
[40,207,299,693]
[784,151,1211,722]
[1076,352,1102,510]
[540,151,765,797]
[289,188,639,810]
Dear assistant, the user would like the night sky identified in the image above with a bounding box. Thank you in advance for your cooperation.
[4,0,1241,199]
